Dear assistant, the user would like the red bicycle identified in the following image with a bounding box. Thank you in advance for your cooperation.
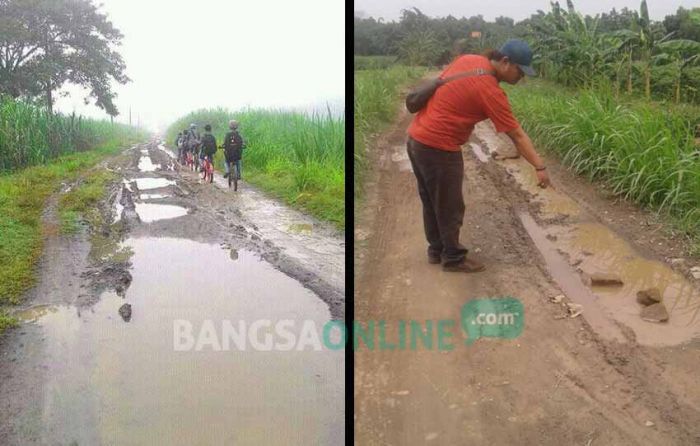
[201,156,214,183]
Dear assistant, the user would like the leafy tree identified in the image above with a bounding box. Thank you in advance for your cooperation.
[663,7,700,42]
[397,29,442,66]
[654,39,700,102]
[0,0,129,116]
[598,7,637,32]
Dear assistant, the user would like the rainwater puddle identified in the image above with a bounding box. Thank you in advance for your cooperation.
[470,142,490,163]
[133,177,175,190]
[32,237,343,444]
[390,149,412,172]
[113,201,124,223]
[556,222,700,346]
[12,304,59,322]
[138,156,159,172]
[122,179,133,192]
[134,203,188,222]
[140,193,169,200]
[211,175,344,292]
[288,223,313,234]
[507,161,580,216]
[157,144,177,159]
[518,213,626,343]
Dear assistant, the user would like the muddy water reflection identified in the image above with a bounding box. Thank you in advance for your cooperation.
[35,237,343,444]
[138,156,159,172]
[133,177,175,190]
[558,223,700,346]
[134,203,187,222]
[140,193,168,200]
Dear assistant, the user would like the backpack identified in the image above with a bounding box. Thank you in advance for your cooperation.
[224,131,244,160]
[228,131,244,149]
[202,133,216,154]
[186,130,200,150]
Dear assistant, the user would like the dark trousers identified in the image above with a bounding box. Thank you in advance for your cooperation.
[406,136,467,265]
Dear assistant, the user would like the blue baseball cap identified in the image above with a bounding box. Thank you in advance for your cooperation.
[500,39,536,76]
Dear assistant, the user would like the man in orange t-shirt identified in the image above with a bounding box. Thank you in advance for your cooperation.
[406,39,550,273]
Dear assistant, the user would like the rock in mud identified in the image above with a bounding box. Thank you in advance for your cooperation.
[586,272,623,287]
[690,266,700,280]
[119,303,132,322]
[640,303,669,323]
[636,288,662,306]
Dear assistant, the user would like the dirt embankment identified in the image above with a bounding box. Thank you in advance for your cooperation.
[355,108,700,445]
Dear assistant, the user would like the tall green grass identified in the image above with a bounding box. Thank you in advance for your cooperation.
[506,79,700,251]
[0,139,144,307]
[0,95,140,172]
[355,56,399,70]
[354,65,428,196]
[166,108,345,229]
[0,96,147,310]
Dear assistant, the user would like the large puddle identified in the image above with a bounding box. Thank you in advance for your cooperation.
[30,237,343,444]
[138,156,159,172]
[472,122,700,346]
[134,203,188,222]
[554,223,700,346]
[519,213,627,343]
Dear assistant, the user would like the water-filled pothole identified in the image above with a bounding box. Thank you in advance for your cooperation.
[133,178,175,190]
[31,237,343,444]
[556,222,700,346]
[134,203,188,222]
[140,193,169,200]
[138,156,159,172]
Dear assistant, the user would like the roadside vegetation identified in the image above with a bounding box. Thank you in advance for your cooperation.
[0,97,147,316]
[0,0,140,333]
[166,109,345,229]
[354,1,700,251]
[355,1,700,105]
[354,61,428,196]
[507,80,700,252]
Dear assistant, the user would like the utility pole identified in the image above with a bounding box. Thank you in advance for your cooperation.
[129,107,132,126]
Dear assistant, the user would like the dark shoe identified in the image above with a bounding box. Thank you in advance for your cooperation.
[443,257,485,273]
[224,172,229,178]
[428,253,441,264]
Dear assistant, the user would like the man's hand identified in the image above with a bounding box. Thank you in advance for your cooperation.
[536,169,551,188]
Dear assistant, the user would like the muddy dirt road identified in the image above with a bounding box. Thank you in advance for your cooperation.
[355,108,700,445]
[0,140,344,444]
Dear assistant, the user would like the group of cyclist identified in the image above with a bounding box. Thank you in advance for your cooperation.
[175,119,245,182]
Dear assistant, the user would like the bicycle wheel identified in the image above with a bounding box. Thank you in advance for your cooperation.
[233,164,238,191]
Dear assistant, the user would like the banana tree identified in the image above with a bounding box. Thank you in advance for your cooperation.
[632,0,680,99]
[654,39,700,103]
[608,29,641,94]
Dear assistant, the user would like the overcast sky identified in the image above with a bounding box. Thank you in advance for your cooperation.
[354,0,697,22]
[54,0,345,133]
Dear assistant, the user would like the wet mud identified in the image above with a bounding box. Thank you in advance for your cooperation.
[355,109,700,444]
[0,139,344,444]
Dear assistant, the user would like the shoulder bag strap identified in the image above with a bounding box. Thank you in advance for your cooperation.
[438,68,495,86]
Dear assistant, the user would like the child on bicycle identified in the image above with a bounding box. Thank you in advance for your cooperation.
[200,124,217,175]
[223,120,245,180]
